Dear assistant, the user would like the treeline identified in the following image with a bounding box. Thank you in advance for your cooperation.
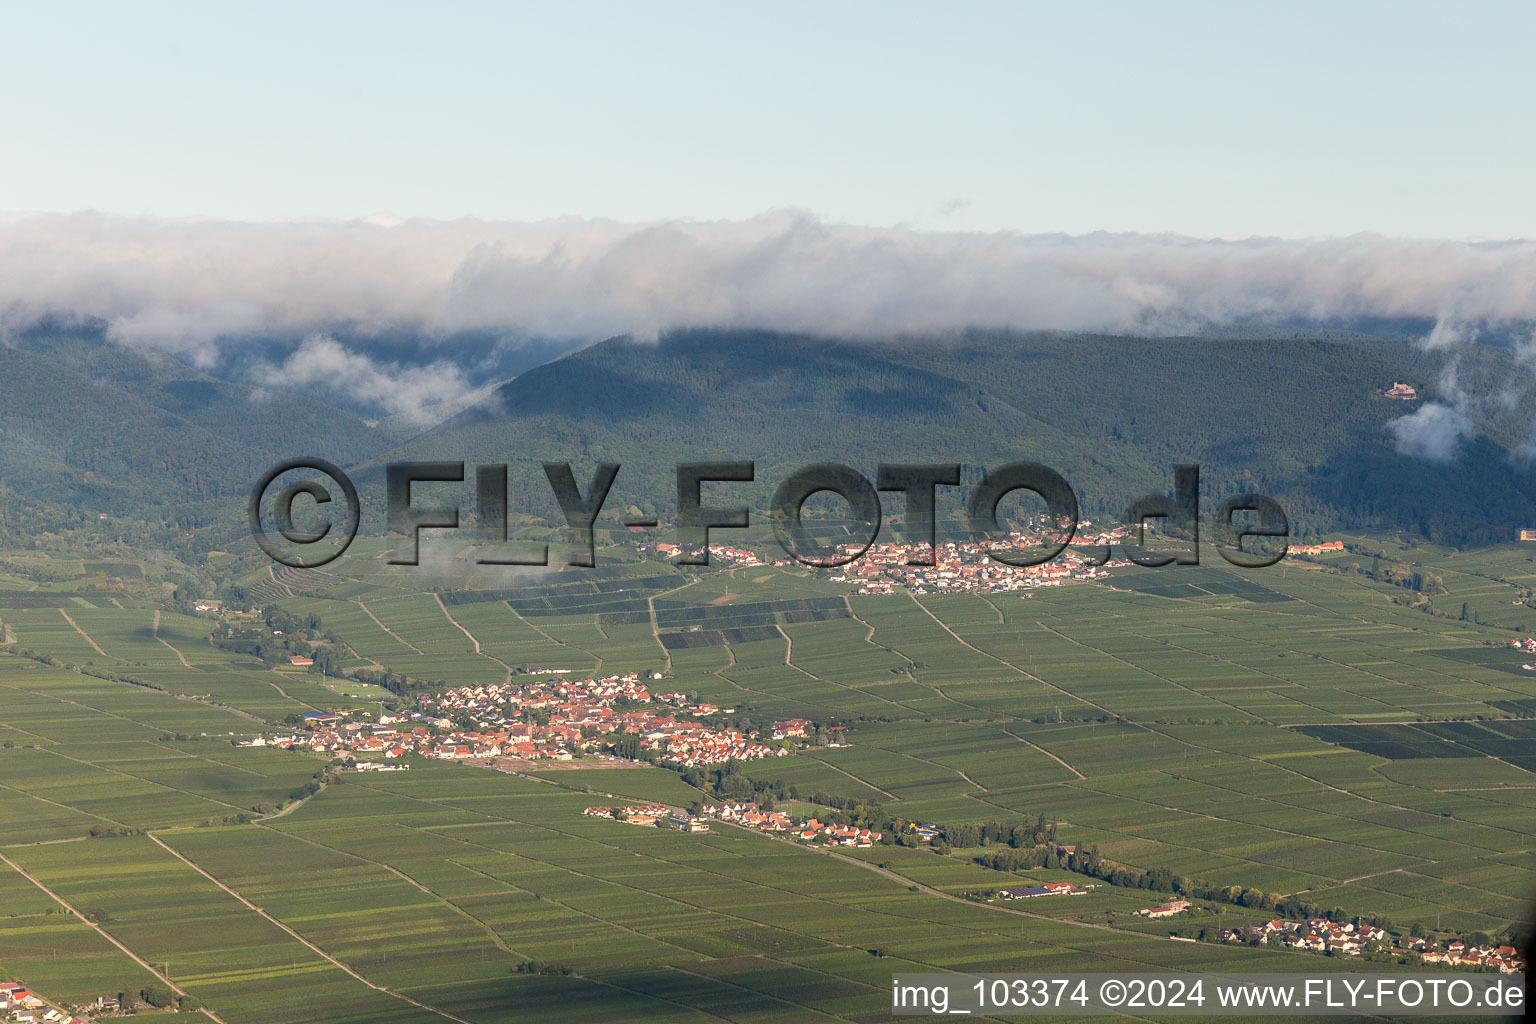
[350,666,448,697]
[675,763,1061,851]
[677,761,791,809]
[209,605,385,685]
[209,604,447,692]
[1342,561,1447,595]
[974,842,1393,927]
[673,763,884,821]
[0,556,79,582]
[212,604,334,664]
[8,644,167,693]
[937,816,1056,850]
[114,984,200,1012]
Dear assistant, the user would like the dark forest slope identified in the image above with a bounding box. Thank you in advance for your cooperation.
[388,329,1536,546]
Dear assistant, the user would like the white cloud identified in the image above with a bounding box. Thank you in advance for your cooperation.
[2,211,1535,350]
[5,210,1536,421]
[252,334,471,425]
[1386,401,1474,463]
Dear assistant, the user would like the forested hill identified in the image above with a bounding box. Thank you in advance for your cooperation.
[6,326,1536,551]
[0,332,388,547]
[387,329,1536,547]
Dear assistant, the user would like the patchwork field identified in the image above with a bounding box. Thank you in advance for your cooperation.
[1,538,1532,1021]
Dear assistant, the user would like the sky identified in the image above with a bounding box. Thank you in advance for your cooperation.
[3,1,1533,238]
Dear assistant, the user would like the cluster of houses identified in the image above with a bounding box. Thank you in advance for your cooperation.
[411,672,792,767]
[828,533,1124,596]
[644,542,762,567]
[583,804,711,832]
[1288,540,1346,556]
[1210,919,1526,971]
[239,711,407,758]
[1235,917,1392,954]
[339,674,801,767]
[702,801,883,846]
[584,804,671,826]
[1507,636,1536,670]
[237,671,807,769]
[996,882,1090,900]
[409,674,791,767]
[1417,940,1527,973]
[0,983,83,1023]
[639,525,1186,594]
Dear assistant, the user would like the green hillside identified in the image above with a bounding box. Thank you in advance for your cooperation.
[0,333,390,544]
[8,327,1536,552]
[386,329,1536,546]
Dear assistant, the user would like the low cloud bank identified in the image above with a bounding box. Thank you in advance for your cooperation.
[3,210,1535,423]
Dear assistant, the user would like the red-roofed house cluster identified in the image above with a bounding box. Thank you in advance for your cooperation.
[1288,541,1346,555]
[645,543,762,567]
[705,801,882,847]
[1215,920,1527,972]
[415,673,790,766]
[238,671,806,768]
[829,533,1124,596]
[583,804,671,826]
[1417,940,1527,973]
[0,981,89,1023]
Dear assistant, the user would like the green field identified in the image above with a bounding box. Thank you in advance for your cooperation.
[1,539,1532,1022]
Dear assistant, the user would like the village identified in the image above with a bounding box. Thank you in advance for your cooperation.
[830,535,1123,595]
[643,542,763,568]
[241,671,804,769]
[1508,635,1536,671]
[0,980,111,1023]
[1211,919,1528,972]
[582,799,884,847]
[641,526,1135,596]
[1117,898,1528,974]
[225,666,1530,983]
[638,526,1354,595]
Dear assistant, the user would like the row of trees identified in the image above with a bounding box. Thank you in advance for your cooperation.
[117,985,200,1012]
[1341,560,1448,595]
[673,763,1068,854]
[934,816,1056,850]
[974,841,1399,927]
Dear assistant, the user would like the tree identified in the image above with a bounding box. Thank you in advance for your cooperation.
[946,823,980,848]
[141,984,176,1008]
